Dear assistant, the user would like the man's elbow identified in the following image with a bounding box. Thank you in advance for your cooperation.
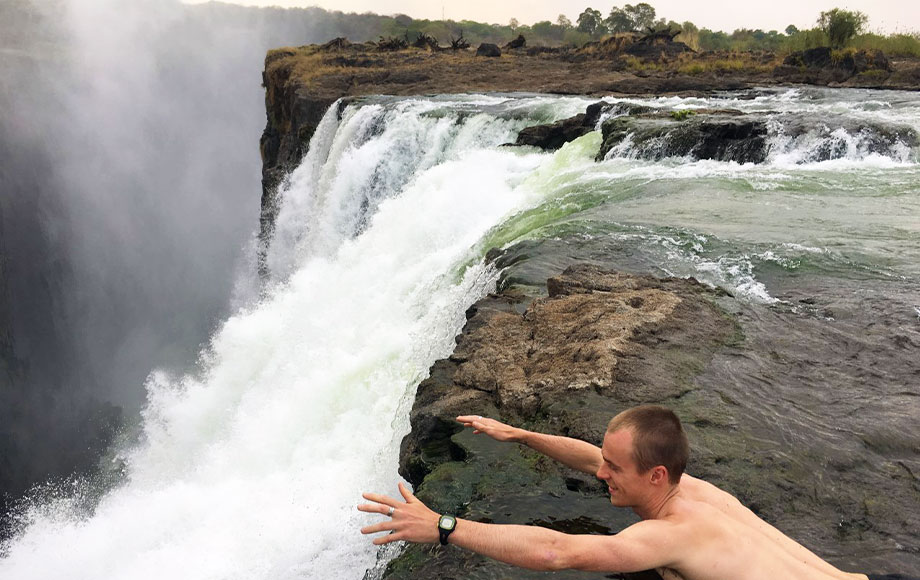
[534,548,571,571]
[531,536,579,571]
[534,539,599,572]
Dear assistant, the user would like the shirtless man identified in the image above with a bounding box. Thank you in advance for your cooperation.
[359,405,879,580]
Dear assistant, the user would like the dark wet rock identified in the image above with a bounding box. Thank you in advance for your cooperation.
[513,102,611,150]
[514,101,659,151]
[514,114,594,150]
[768,113,919,162]
[597,110,768,163]
[389,264,737,579]
[476,43,502,58]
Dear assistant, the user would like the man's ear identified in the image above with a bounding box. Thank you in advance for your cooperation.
[649,465,669,485]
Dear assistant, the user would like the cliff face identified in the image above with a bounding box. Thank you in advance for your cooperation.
[258,49,342,275]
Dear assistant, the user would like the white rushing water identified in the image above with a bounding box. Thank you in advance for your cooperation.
[0,96,588,579]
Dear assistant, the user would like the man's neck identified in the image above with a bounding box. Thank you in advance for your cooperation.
[633,483,681,520]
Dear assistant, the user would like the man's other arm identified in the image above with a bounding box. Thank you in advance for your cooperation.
[456,415,603,476]
[359,483,680,573]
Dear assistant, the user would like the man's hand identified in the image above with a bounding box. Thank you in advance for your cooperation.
[456,415,524,442]
[458,414,603,476]
[358,482,440,545]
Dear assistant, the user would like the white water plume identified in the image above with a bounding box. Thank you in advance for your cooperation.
[0,98,562,579]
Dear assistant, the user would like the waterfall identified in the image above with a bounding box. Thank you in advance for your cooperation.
[0,95,591,580]
[4,87,919,579]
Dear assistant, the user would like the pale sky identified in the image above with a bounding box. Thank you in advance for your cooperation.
[188,0,919,34]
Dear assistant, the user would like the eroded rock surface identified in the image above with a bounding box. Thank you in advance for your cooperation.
[596,110,768,163]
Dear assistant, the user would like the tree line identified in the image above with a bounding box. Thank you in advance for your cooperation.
[563,4,914,54]
[2,1,918,58]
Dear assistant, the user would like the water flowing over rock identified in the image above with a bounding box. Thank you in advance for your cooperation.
[597,110,769,163]
[513,102,609,150]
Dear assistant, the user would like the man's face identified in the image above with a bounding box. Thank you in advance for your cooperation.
[596,428,650,507]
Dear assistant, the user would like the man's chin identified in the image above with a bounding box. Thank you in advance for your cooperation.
[608,492,628,507]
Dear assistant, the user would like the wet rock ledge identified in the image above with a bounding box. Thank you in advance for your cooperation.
[383,263,739,580]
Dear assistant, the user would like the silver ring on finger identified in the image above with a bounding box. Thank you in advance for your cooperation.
[388,506,395,517]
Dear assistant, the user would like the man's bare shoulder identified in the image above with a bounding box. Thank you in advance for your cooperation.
[678,474,744,511]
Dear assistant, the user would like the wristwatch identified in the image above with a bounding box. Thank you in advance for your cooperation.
[438,514,457,545]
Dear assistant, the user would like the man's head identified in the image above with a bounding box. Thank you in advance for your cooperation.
[596,406,689,506]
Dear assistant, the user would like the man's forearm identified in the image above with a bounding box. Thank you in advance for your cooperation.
[517,431,602,476]
[448,519,574,571]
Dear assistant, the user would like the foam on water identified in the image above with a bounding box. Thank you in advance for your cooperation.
[598,87,920,167]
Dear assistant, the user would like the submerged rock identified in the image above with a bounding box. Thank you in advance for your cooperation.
[513,102,609,150]
[596,110,768,163]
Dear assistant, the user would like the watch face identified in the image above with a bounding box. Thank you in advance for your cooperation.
[438,515,456,531]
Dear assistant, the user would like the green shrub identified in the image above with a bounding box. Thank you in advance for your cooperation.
[783,29,830,52]
[818,8,868,48]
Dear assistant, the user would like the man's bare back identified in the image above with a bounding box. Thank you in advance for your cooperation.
[655,475,868,580]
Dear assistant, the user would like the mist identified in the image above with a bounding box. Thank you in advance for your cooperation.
[0,0,337,517]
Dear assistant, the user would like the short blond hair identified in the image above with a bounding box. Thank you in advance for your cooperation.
[608,405,688,485]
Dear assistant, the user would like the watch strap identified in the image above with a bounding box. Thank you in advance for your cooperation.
[438,515,456,546]
[438,527,452,545]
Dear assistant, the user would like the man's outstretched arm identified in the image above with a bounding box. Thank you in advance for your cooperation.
[358,482,677,573]
[456,415,603,476]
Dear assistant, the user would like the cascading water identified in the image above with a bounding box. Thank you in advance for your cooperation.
[0,95,593,579]
[2,88,919,577]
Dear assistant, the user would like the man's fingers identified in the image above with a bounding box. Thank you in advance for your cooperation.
[457,415,486,426]
[361,492,399,506]
[398,481,415,502]
[356,503,392,515]
[373,533,401,546]
[360,521,395,534]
